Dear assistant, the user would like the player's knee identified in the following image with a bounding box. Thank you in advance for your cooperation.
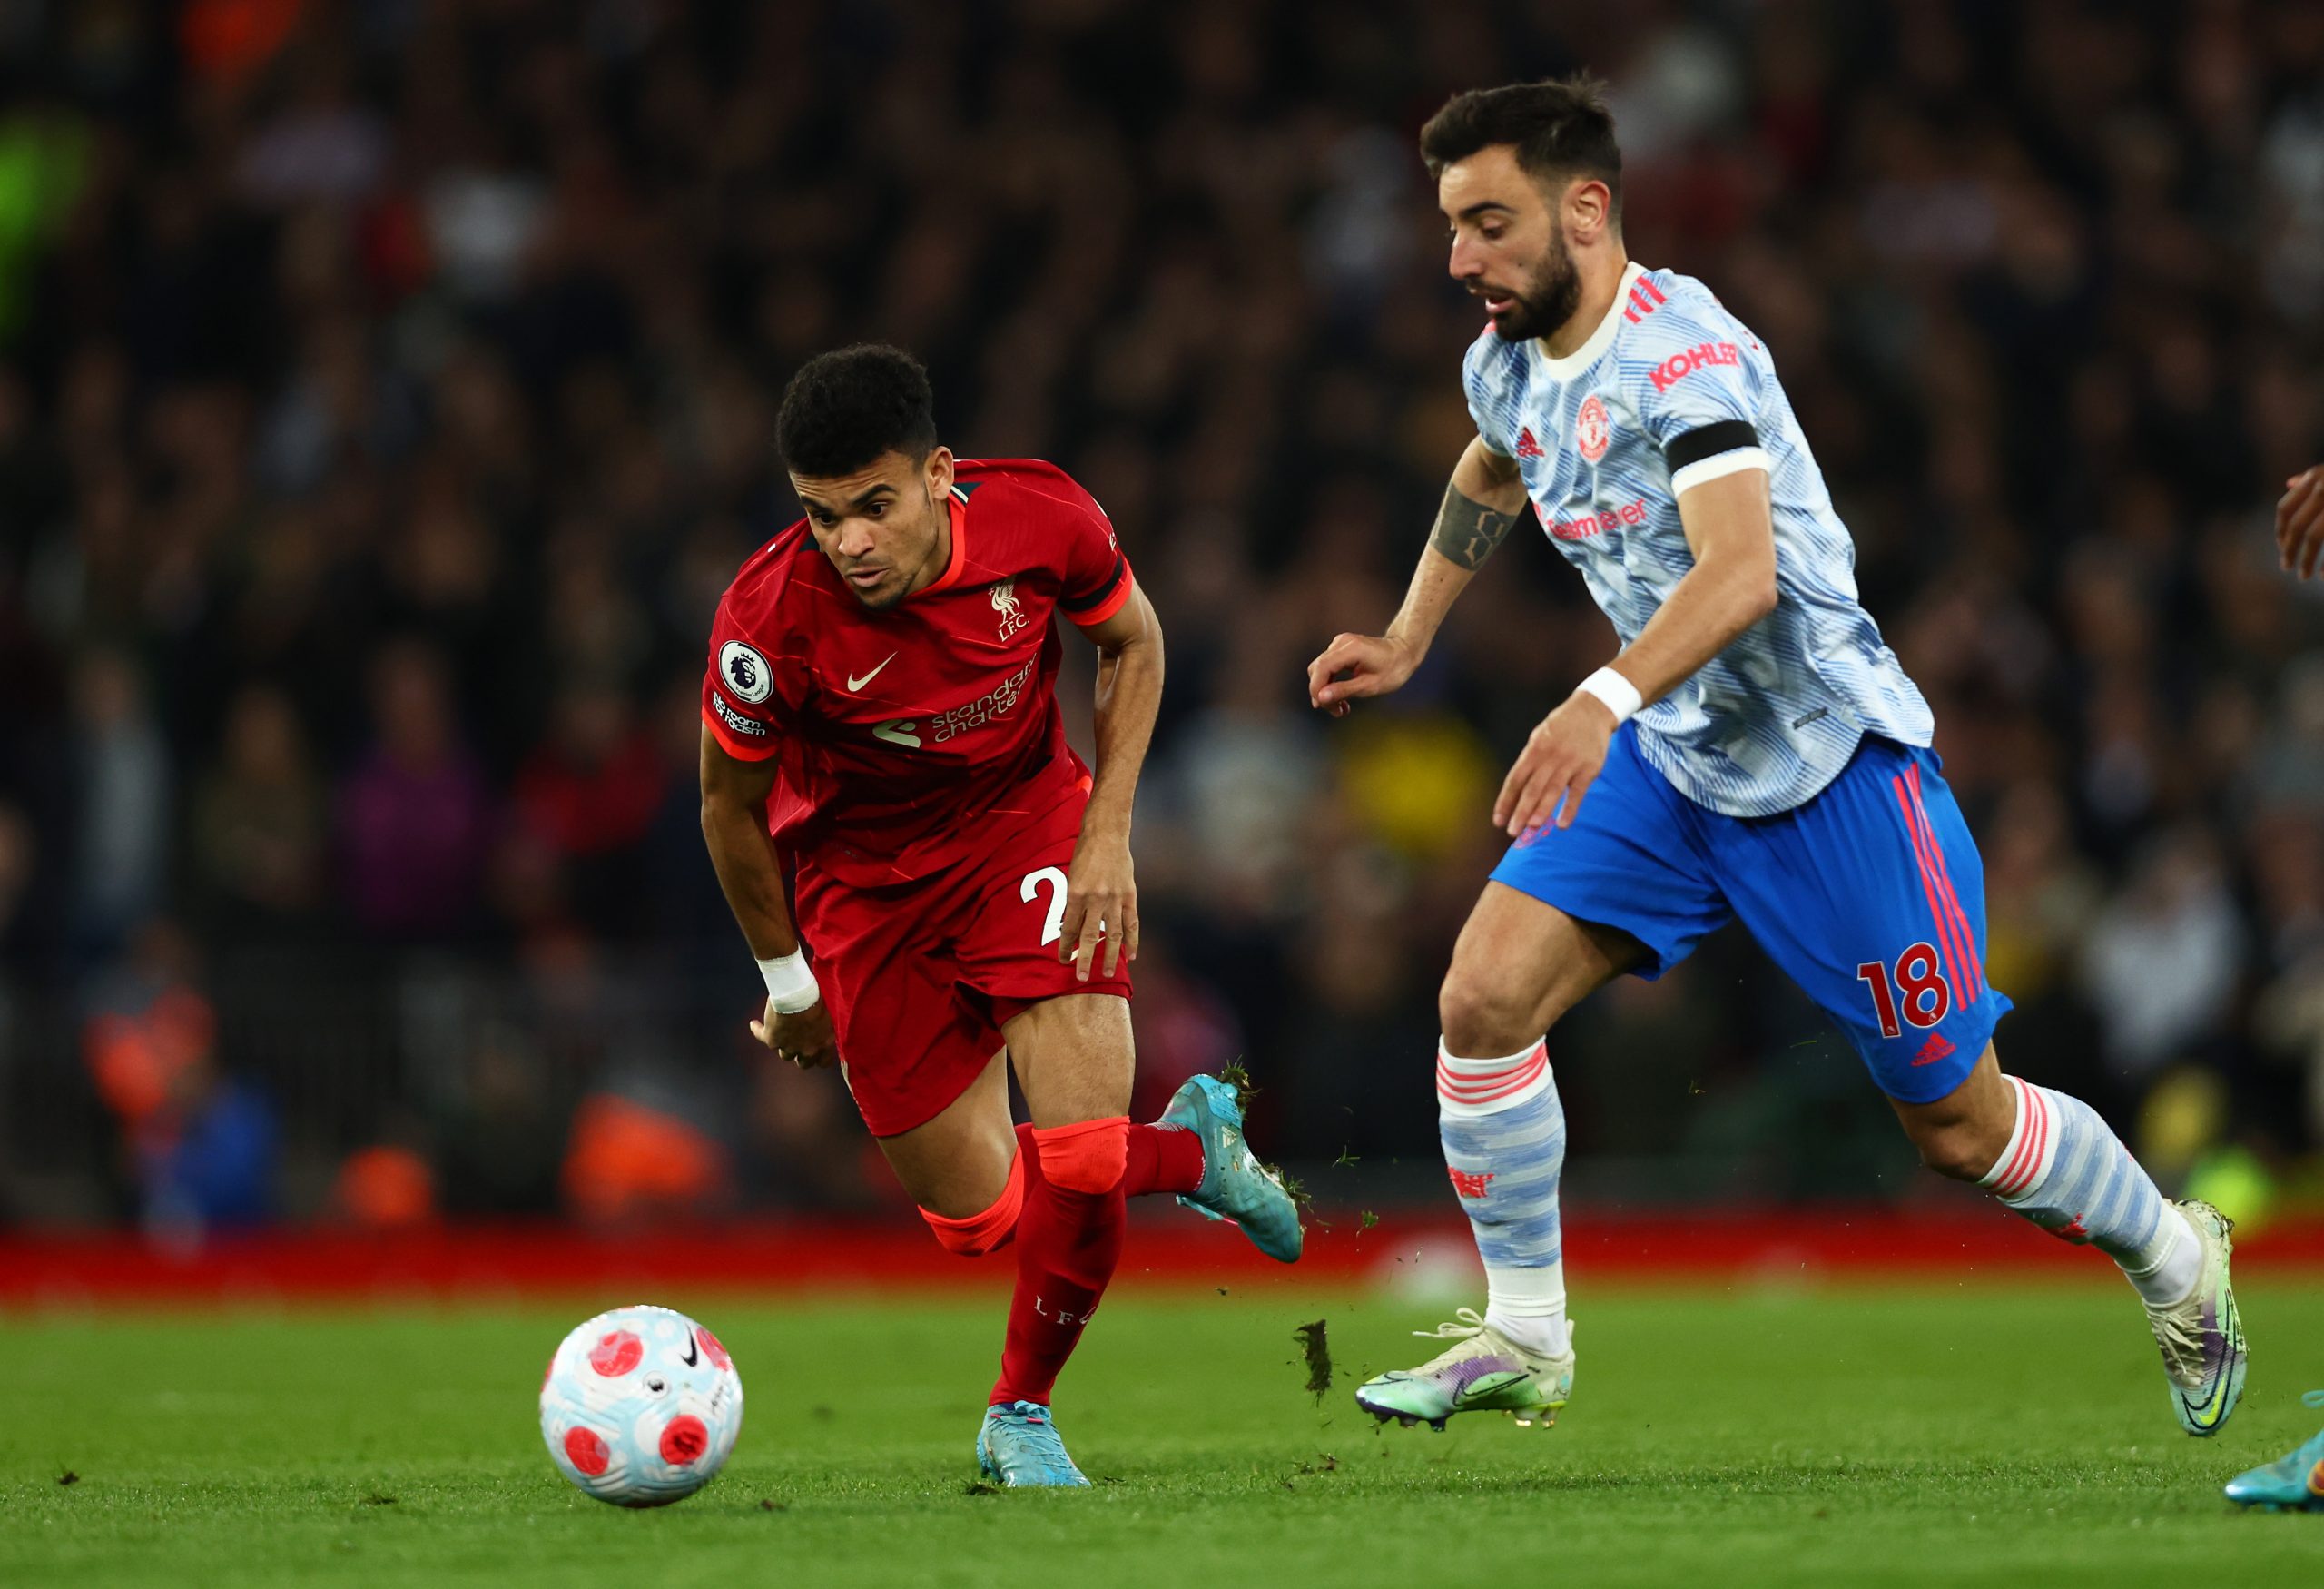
[1029,1117,1128,1194]
[1907,1116,1999,1182]
[1438,967,1548,1057]
[1899,1062,2014,1181]
[918,1153,1025,1256]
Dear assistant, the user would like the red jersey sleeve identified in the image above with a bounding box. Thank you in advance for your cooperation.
[702,591,783,762]
[1051,485,1136,629]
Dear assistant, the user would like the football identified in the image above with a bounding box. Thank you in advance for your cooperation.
[539,1305,743,1506]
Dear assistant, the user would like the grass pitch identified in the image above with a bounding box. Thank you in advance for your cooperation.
[5,1278,2322,1587]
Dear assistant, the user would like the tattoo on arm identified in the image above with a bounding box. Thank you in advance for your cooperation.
[1430,483,1516,570]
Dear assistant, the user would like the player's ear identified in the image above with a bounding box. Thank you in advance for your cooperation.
[1567,177,1613,246]
[924,446,955,501]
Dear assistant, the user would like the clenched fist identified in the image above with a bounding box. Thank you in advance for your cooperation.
[751,996,837,1068]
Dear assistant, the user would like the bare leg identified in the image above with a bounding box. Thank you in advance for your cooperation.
[1002,992,1135,1126]
[1438,882,1644,1052]
[1887,1042,2014,1179]
[874,1049,1015,1219]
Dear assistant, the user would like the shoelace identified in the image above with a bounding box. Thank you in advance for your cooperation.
[2306,1391,2324,1411]
[1413,1306,1492,1343]
[2147,1297,2218,1385]
[987,1403,1079,1480]
[2151,1309,2199,1365]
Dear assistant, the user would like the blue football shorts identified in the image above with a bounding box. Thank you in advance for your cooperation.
[1489,724,2011,1104]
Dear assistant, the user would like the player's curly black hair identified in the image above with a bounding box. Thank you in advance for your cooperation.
[774,343,939,479]
[1419,74,1622,224]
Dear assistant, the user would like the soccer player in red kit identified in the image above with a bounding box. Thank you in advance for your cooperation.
[698,345,1301,1487]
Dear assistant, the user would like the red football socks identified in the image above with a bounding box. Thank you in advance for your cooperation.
[1124,1120,1205,1197]
[990,1120,1128,1408]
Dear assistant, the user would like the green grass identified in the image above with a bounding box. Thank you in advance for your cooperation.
[5,1277,2322,1587]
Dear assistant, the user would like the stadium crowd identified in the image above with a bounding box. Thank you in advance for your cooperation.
[2,0,2322,1232]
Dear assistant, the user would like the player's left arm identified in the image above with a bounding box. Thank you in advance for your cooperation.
[1494,469,1777,836]
[1059,581,1164,982]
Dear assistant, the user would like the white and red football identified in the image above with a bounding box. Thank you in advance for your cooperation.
[540,1304,743,1506]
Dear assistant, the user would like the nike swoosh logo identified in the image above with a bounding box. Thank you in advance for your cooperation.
[2173,1291,2243,1430]
[2180,1386,2221,1426]
[1451,1367,1532,1407]
[679,1335,699,1367]
[846,654,897,692]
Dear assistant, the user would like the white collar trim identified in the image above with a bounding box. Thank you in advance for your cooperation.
[1529,260,1645,380]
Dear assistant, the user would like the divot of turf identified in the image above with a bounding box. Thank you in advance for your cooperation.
[1294,1318,1333,1400]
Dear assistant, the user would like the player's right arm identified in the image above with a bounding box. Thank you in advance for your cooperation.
[1306,435,1527,716]
[2280,464,2323,578]
[698,724,837,1069]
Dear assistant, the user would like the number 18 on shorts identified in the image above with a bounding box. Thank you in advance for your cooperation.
[1490,727,2010,1106]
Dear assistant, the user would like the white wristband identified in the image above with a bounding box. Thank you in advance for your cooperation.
[1576,666,1643,725]
[756,951,821,1013]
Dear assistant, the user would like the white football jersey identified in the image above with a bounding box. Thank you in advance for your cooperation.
[1462,260,1933,817]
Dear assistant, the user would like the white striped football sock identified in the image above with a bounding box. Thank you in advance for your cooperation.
[1980,1075,2200,1307]
[1438,1040,1570,1357]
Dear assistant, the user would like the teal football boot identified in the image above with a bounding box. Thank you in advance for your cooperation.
[976,1402,1089,1488]
[1158,1073,1303,1263]
[2223,1393,2324,1511]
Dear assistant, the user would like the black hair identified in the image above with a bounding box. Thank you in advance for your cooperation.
[1419,74,1622,223]
[774,343,939,478]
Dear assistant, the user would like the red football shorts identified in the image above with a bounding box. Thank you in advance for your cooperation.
[793,792,1134,1138]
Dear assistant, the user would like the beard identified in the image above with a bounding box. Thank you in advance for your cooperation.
[1485,227,1582,342]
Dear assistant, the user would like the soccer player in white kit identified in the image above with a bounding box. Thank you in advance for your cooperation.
[1306,76,2247,1437]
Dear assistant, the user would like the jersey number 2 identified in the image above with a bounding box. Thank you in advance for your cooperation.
[1021,867,1068,946]
[1856,943,1951,1038]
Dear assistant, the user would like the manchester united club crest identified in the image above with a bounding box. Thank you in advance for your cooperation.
[1576,395,1610,463]
[989,579,1027,640]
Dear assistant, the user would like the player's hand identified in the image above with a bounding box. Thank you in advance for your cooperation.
[1307,632,1422,717]
[751,996,837,1069]
[2280,465,2324,578]
[1059,834,1138,982]
[1496,692,1617,837]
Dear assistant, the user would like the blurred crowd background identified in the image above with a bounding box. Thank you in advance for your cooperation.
[3,0,2322,1238]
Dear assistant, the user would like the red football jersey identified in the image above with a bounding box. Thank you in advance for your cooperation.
[701,458,1135,888]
